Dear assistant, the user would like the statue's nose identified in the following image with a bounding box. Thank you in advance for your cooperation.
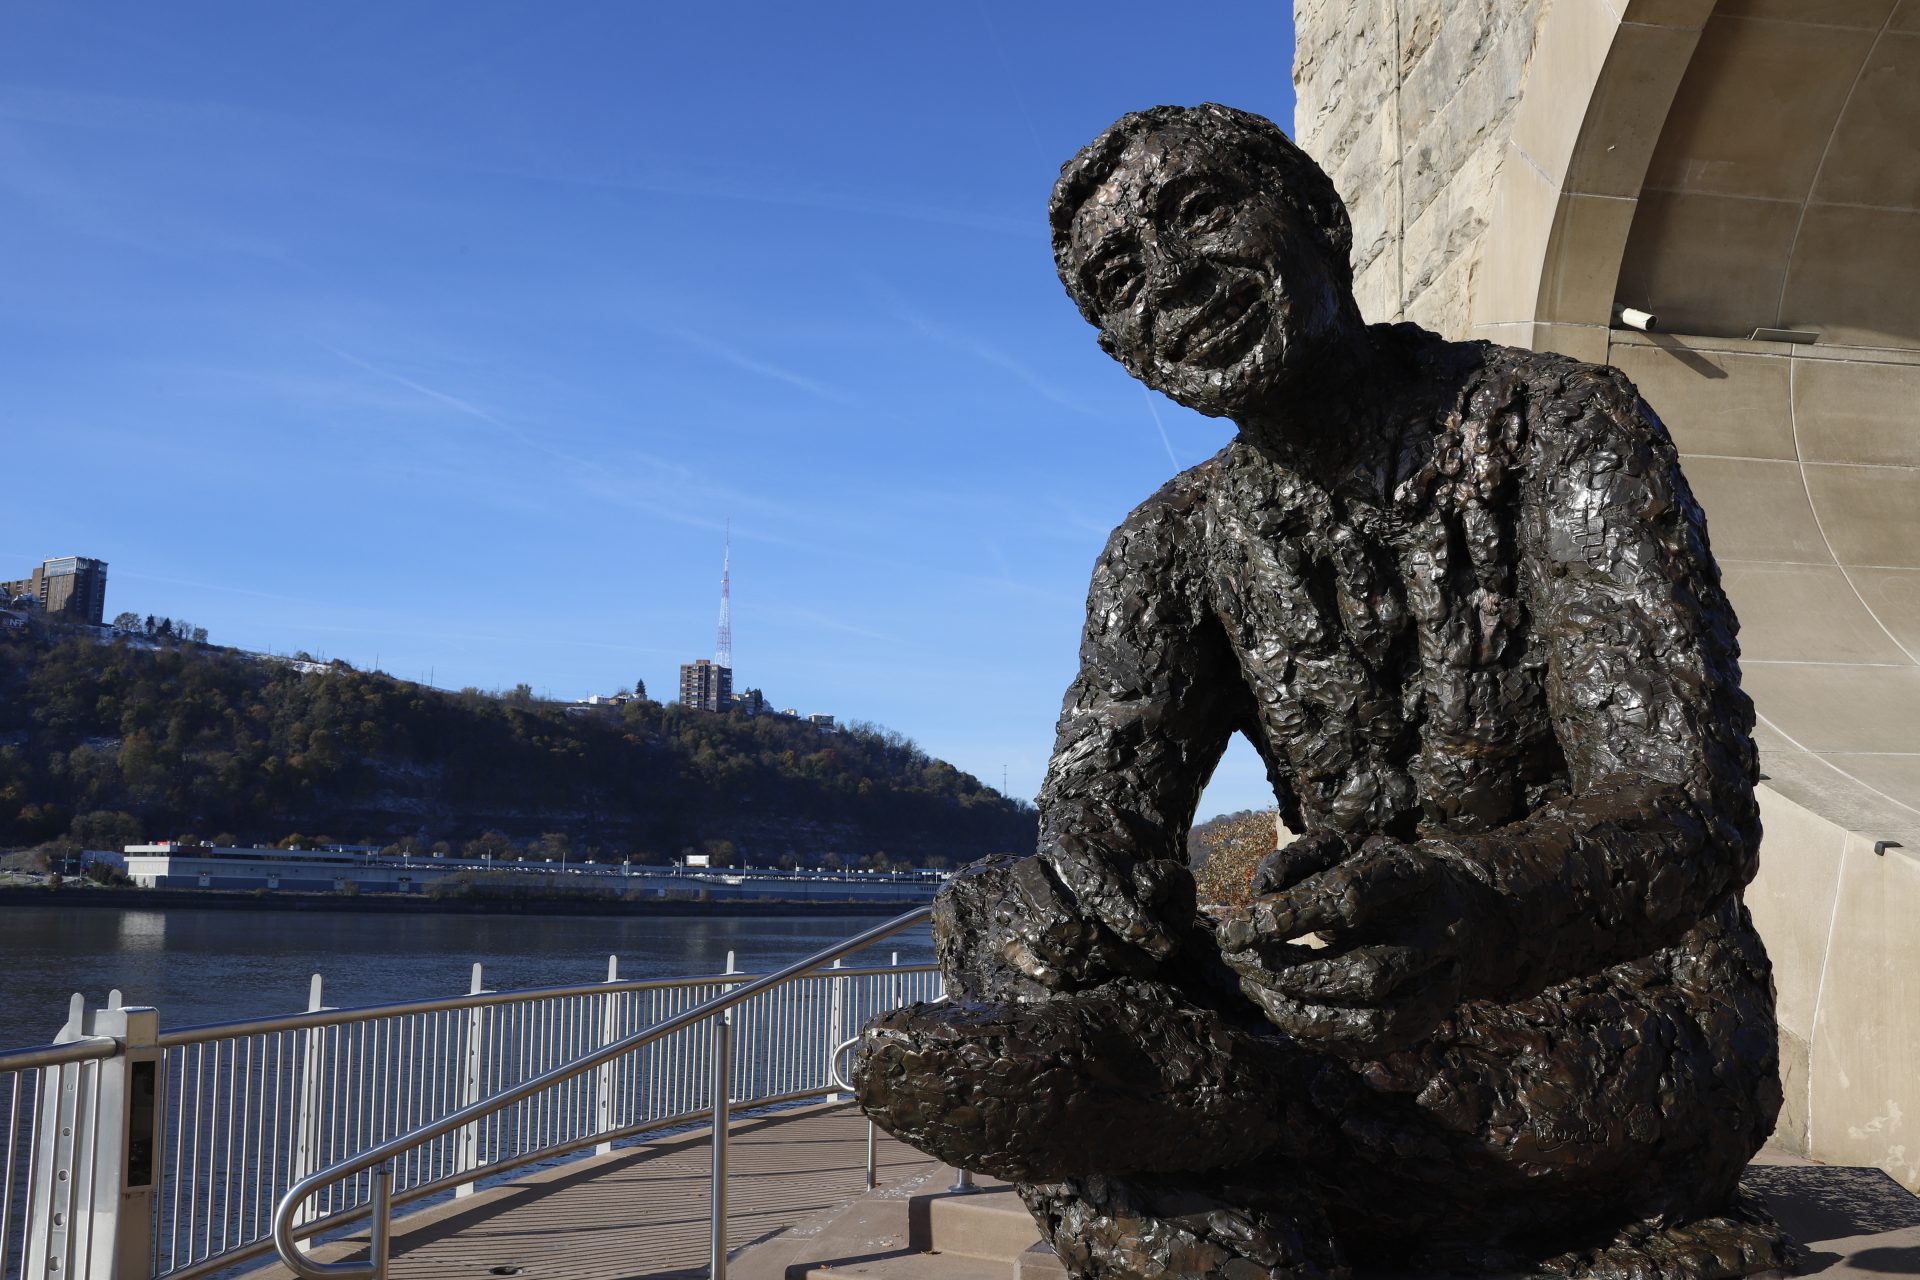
[1146,251,1217,313]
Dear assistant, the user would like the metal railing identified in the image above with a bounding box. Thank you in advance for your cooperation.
[271,907,934,1280]
[0,907,937,1280]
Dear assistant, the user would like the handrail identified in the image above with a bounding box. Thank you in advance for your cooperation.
[0,1036,120,1073]
[154,960,924,1047]
[270,905,933,1280]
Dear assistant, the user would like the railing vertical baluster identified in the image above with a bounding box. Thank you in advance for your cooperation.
[169,1048,186,1268]
[709,1009,732,1280]
[0,1071,20,1280]
[191,1042,208,1261]
[221,1038,237,1254]
[265,1034,283,1242]
[242,1034,258,1244]
[80,1059,101,1279]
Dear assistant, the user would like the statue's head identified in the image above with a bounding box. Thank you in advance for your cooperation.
[1051,104,1358,421]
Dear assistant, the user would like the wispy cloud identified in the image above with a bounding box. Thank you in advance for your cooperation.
[973,1,1046,163]
[1140,386,1182,469]
[765,607,902,646]
[888,302,1094,416]
[0,117,296,265]
[475,161,1029,240]
[665,328,849,403]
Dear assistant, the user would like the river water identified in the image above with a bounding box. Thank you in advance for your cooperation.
[0,905,935,1051]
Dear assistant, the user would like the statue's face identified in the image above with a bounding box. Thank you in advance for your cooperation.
[1063,129,1347,420]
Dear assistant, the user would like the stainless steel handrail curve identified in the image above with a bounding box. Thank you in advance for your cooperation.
[270,905,934,1280]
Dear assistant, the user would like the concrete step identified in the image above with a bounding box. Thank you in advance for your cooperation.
[799,1249,1007,1280]
[917,1185,1045,1263]
[1015,1242,1068,1280]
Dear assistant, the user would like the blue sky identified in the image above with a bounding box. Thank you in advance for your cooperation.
[0,3,1296,820]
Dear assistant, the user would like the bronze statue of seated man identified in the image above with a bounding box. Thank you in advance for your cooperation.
[852,104,1796,1280]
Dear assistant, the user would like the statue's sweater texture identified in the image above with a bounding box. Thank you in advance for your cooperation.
[1039,334,1764,1010]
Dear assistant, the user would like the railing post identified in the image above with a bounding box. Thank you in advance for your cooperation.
[594,956,620,1156]
[24,993,161,1280]
[290,975,333,1248]
[367,1163,392,1280]
[708,1009,732,1280]
[826,959,845,1103]
[454,964,491,1197]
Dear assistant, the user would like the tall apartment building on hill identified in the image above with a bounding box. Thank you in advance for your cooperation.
[679,658,732,712]
[2,556,108,625]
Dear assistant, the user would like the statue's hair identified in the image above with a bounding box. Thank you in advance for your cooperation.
[1049,104,1354,304]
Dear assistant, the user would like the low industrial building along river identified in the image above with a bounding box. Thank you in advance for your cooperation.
[115,842,944,904]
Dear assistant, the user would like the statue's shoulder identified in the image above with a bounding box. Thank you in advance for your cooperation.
[1099,449,1234,573]
[1441,332,1676,464]
[1117,448,1232,532]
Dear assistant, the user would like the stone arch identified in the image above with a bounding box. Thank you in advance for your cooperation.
[1469,0,1715,360]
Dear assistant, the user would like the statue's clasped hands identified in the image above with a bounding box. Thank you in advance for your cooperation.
[1211,832,1501,1055]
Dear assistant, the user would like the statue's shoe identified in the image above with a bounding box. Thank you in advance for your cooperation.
[1021,1170,1350,1280]
[850,980,1308,1182]
[1523,1187,1806,1280]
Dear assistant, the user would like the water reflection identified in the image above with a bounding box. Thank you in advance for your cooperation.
[114,909,169,952]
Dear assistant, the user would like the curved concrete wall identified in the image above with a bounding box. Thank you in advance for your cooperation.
[1295,0,1920,1188]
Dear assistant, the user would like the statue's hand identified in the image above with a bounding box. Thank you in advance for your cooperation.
[995,838,1189,990]
[1213,836,1499,1055]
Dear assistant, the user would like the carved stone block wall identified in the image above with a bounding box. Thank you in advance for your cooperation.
[1292,0,1549,339]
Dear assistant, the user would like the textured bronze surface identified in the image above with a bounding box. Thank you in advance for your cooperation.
[854,105,1794,1280]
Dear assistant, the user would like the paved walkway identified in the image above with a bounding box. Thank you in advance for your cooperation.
[248,1110,1920,1280]
[246,1103,942,1280]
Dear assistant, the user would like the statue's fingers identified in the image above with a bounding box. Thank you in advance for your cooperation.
[1252,850,1426,939]
[1249,832,1348,897]
[1234,943,1444,1004]
[1238,973,1456,1056]
[1236,984,1396,1053]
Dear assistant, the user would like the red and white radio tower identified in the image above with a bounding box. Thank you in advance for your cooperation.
[715,522,732,671]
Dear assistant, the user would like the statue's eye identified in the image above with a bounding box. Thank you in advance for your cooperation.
[1088,255,1142,312]
[1176,189,1233,235]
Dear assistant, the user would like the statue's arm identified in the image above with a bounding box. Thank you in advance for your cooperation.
[1217,368,1757,1047]
[1016,481,1248,986]
[1438,366,1758,994]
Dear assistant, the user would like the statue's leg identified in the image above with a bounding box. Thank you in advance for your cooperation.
[855,976,1322,1182]
[1313,900,1799,1279]
[857,853,1353,1280]
[858,852,1331,1181]
[865,865,1794,1280]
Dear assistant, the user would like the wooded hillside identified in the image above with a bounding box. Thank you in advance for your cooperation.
[0,629,1035,867]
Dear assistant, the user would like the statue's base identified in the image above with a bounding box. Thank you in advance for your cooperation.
[772,1149,1919,1280]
